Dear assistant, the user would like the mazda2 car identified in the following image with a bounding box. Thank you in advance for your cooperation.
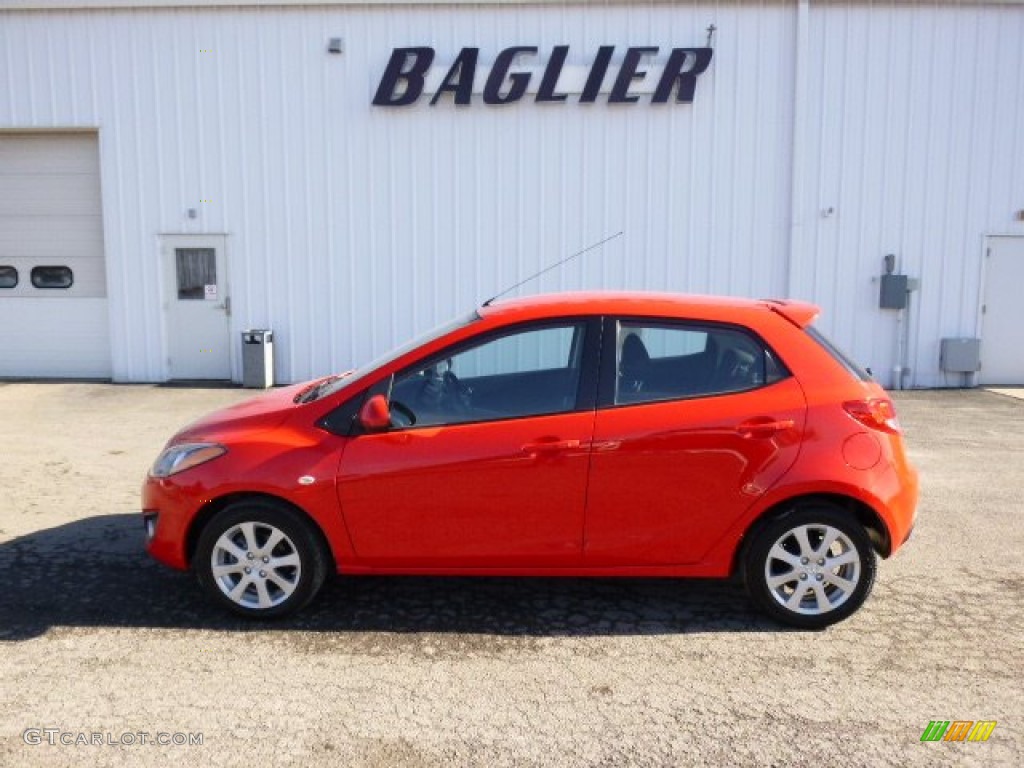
[143,292,918,628]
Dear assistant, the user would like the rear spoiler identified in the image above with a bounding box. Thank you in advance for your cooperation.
[761,299,821,329]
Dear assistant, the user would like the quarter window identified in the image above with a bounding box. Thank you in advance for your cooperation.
[0,266,17,289]
[30,266,73,289]
[806,326,873,382]
[614,320,787,405]
[389,322,586,428]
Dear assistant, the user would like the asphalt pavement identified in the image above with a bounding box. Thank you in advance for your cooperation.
[0,383,1020,767]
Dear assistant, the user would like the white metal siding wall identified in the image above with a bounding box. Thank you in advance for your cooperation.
[0,3,795,382]
[0,2,1022,384]
[790,2,1024,387]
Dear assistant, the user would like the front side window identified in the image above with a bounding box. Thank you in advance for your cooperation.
[0,266,17,289]
[30,266,73,289]
[615,320,787,405]
[390,322,586,428]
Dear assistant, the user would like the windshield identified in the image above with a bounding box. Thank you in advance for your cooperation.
[309,311,481,401]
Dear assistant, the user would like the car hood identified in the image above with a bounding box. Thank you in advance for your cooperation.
[169,380,315,444]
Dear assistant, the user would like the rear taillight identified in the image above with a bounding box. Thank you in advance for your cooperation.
[843,398,902,434]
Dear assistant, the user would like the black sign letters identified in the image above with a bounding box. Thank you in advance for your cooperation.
[372,45,713,107]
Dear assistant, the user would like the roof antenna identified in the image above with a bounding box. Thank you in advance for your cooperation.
[481,230,624,307]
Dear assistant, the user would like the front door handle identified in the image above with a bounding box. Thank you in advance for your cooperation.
[736,418,795,439]
[522,439,581,455]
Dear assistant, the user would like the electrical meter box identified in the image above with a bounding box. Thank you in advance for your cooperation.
[940,338,981,373]
[879,274,909,309]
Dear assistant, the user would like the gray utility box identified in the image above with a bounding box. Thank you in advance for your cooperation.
[242,330,274,388]
[879,273,909,309]
[940,337,981,373]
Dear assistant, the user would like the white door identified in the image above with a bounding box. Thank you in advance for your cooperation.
[980,237,1024,385]
[162,235,231,379]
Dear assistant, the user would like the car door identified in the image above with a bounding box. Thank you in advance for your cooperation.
[583,317,807,565]
[336,318,600,567]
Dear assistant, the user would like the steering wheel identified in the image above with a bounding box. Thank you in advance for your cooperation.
[389,400,416,429]
[417,364,445,407]
[442,368,473,409]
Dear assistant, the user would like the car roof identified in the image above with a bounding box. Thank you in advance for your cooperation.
[479,291,820,328]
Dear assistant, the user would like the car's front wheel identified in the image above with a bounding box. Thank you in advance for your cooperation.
[195,499,328,618]
[743,504,876,629]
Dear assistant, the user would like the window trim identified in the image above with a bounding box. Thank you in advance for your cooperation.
[30,265,74,290]
[363,316,603,433]
[0,265,17,289]
[316,385,371,437]
[597,316,792,409]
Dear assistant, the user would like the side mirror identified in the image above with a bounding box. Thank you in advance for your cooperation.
[358,394,391,432]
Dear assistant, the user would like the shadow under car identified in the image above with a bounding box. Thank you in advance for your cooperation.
[0,513,781,641]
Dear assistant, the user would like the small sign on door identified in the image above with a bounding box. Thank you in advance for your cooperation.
[204,284,218,300]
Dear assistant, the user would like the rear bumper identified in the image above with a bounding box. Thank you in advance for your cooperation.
[883,462,918,556]
[901,521,915,546]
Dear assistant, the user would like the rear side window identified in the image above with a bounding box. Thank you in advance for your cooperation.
[806,327,872,381]
[614,320,790,405]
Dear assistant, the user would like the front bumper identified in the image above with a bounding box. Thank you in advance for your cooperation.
[141,474,203,570]
[142,511,158,543]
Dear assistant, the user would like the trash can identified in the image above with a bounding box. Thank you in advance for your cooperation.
[241,330,274,388]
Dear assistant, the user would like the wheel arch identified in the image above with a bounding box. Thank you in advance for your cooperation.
[185,491,336,571]
[732,492,891,578]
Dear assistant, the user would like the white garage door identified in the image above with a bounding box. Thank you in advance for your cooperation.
[0,132,111,378]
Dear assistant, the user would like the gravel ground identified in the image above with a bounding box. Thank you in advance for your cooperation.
[0,383,1021,767]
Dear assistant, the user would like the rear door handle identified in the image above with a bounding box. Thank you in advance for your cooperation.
[736,418,795,439]
[522,439,581,454]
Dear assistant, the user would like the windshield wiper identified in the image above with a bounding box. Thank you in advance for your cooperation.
[294,376,339,404]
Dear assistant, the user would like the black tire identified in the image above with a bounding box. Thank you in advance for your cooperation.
[195,499,329,619]
[743,504,876,629]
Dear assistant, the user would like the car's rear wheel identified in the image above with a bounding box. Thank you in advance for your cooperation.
[743,504,876,629]
[195,499,328,618]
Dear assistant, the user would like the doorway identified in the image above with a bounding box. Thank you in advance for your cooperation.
[161,235,231,380]
[980,236,1024,385]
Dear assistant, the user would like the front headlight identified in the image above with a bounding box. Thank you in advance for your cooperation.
[150,442,227,478]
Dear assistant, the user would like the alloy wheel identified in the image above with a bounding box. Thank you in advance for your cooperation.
[210,521,303,610]
[763,523,862,616]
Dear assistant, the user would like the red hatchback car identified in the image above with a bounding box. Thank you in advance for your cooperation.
[143,292,918,628]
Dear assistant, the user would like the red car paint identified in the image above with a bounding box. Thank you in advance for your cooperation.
[143,292,918,586]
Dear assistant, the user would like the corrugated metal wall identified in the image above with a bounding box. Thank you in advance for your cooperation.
[789,2,1024,387]
[0,2,796,382]
[1,2,1022,385]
